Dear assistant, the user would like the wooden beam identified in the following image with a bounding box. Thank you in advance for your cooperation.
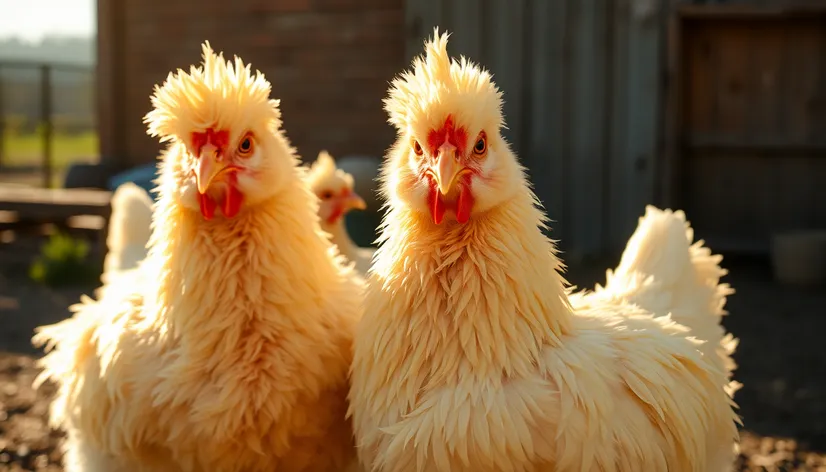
[0,187,112,220]
[0,60,89,71]
[685,134,826,152]
[96,0,127,169]
[40,65,53,188]
[676,2,826,19]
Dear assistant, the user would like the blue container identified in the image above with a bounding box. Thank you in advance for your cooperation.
[107,163,161,201]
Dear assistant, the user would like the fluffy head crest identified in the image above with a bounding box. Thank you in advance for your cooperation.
[311,150,337,175]
[384,28,504,134]
[307,151,355,190]
[144,41,281,145]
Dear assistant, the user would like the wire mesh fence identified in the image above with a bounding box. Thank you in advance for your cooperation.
[0,61,97,188]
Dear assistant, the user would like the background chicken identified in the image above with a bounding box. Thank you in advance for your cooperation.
[348,30,740,472]
[306,150,375,276]
[101,181,154,282]
[33,42,361,472]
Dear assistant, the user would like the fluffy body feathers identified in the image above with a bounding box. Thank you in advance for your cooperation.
[589,205,741,394]
[34,42,361,472]
[348,30,739,472]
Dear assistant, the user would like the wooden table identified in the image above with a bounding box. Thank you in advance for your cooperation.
[0,186,113,263]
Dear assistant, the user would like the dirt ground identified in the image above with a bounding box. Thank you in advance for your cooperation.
[1,234,825,471]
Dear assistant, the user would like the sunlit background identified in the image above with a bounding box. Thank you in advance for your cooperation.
[0,1,824,471]
[0,0,95,42]
[0,0,96,191]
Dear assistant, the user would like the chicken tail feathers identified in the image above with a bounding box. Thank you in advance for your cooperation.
[600,205,739,393]
[102,182,154,281]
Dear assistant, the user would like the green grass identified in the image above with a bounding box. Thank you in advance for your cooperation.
[29,231,100,287]
[1,130,99,169]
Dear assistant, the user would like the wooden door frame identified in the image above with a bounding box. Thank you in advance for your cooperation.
[659,1,826,210]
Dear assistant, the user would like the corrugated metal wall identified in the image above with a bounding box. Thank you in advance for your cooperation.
[404,0,664,259]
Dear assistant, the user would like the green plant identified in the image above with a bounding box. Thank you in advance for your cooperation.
[29,231,99,287]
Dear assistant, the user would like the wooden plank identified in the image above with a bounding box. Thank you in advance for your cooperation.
[782,21,824,145]
[568,0,610,258]
[745,21,784,141]
[683,22,716,144]
[713,25,750,143]
[683,16,826,150]
[677,3,826,19]
[677,13,826,252]
[0,187,112,220]
[527,0,569,239]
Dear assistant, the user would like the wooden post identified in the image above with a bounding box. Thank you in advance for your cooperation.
[40,64,53,188]
[0,65,4,168]
[97,0,127,170]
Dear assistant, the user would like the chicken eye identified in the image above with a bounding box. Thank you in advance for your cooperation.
[473,134,487,155]
[413,140,423,156]
[320,191,334,200]
[237,134,254,156]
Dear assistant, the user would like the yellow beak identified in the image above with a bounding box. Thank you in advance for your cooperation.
[195,143,224,195]
[433,143,463,195]
[345,192,367,211]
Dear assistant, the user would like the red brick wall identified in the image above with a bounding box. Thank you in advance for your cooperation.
[99,0,405,168]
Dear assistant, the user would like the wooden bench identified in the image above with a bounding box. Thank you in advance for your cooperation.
[0,186,113,264]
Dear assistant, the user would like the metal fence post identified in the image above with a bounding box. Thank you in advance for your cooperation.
[0,65,4,169]
[40,64,53,188]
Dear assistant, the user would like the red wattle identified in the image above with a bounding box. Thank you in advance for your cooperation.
[456,180,474,224]
[327,205,344,224]
[223,184,243,218]
[430,188,446,225]
[199,192,217,220]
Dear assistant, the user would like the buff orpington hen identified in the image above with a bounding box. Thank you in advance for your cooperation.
[348,29,740,472]
[306,150,374,276]
[33,42,361,472]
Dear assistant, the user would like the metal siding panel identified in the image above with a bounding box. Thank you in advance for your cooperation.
[606,0,663,252]
[608,0,631,252]
[449,0,484,60]
[568,0,610,258]
[405,0,444,61]
[527,0,570,239]
[621,8,661,247]
[488,0,527,156]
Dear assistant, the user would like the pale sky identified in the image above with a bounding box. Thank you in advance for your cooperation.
[0,0,95,42]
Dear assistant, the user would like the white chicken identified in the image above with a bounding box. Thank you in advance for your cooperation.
[306,151,375,276]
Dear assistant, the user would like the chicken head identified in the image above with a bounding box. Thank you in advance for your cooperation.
[145,41,294,221]
[307,151,367,226]
[382,29,524,226]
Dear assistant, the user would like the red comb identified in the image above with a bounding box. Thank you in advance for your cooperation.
[191,128,230,154]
